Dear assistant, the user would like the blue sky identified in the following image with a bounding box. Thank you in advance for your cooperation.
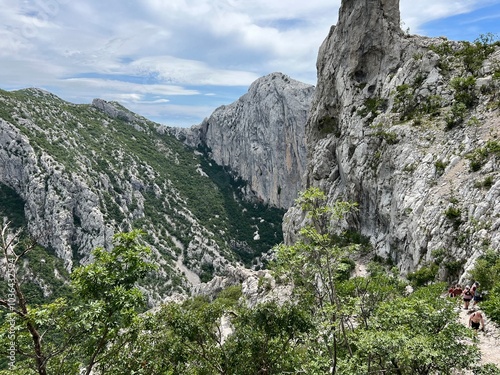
[1,0,499,128]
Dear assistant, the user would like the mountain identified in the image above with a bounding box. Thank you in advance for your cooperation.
[174,72,314,209]
[1,0,499,305]
[284,0,500,279]
[0,88,288,302]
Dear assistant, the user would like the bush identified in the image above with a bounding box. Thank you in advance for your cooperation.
[481,286,500,324]
[435,160,448,175]
[467,141,500,171]
[407,263,439,286]
[468,249,500,325]
[451,76,477,108]
[444,206,463,229]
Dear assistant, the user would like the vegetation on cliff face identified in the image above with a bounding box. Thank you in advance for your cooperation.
[299,18,500,283]
[0,88,285,299]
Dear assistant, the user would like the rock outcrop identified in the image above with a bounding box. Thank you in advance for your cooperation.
[176,72,314,209]
[92,98,136,122]
[284,0,500,277]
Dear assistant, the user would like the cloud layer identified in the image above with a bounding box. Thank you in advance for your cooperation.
[1,0,498,126]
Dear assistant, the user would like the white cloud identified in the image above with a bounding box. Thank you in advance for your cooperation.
[130,56,260,86]
[400,0,498,33]
[60,78,199,96]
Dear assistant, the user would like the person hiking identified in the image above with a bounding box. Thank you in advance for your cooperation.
[449,285,455,297]
[453,285,463,297]
[462,286,473,309]
[469,311,485,331]
[471,282,481,307]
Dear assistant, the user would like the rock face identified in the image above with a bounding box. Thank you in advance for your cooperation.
[0,99,112,271]
[284,0,500,277]
[177,72,314,209]
[91,98,136,122]
[0,89,286,300]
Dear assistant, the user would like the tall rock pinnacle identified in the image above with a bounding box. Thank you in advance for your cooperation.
[334,0,401,82]
[310,0,403,145]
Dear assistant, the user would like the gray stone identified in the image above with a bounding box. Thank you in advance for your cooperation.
[284,0,500,277]
[174,72,314,209]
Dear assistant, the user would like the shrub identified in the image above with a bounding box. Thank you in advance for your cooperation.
[357,97,388,121]
[434,160,448,175]
[466,141,500,172]
[318,116,340,136]
[459,33,499,75]
[450,76,477,108]
[393,84,417,120]
[446,102,467,129]
[445,206,463,229]
[407,263,439,286]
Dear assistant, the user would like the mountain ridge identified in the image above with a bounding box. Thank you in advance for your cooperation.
[174,72,314,209]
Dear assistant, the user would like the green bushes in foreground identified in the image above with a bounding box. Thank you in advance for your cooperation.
[1,191,498,374]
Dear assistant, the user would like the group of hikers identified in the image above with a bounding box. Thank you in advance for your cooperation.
[448,282,485,331]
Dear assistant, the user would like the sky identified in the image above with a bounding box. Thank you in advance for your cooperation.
[1,0,499,128]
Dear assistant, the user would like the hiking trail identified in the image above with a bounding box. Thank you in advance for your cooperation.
[458,305,500,368]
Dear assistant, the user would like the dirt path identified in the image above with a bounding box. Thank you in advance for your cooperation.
[458,305,500,368]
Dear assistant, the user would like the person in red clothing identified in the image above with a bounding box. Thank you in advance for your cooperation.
[448,285,455,297]
[453,285,463,297]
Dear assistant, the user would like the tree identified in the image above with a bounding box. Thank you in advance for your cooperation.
[468,249,500,324]
[223,301,313,374]
[68,230,156,375]
[0,227,155,374]
[110,291,234,374]
[341,283,478,375]
[0,220,49,375]
[270,187,486,374]
[272,187,359,374]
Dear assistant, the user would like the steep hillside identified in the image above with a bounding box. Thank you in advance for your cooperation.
[284,0,500,279]
[0,88,285,301]
[175,72,314,209]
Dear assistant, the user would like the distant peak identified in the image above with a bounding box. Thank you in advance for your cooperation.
[16,87,63,100]
[92,98,135,122]
[248,72,314,93]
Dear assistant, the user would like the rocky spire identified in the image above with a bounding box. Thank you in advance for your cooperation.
[309,0,403,142]
[338,0,400,31]
[335,0,401,82]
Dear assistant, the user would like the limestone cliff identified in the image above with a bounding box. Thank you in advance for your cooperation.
[0,89,286,300]
[176,72,314,209]
[284,0,500,278]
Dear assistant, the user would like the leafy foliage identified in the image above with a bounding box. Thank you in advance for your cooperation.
[0,184,26,229]
[1,215,495,374]
[343,283,477,375]
[0,230,155,374]
[468,249,500,324]
[466,140,500,172]
[197,145,286,265]
[430,34,499,77]
[407,263,439,287]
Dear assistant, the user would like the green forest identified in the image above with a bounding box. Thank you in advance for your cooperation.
[1,188,499,374]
